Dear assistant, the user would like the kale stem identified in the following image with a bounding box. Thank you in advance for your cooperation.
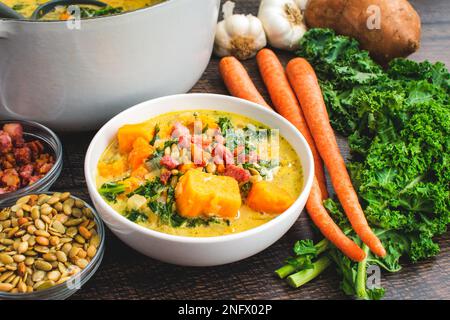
[275,265,296,279]
[286,256,331,288]
[275,239,329,279]
[356,244,370,299]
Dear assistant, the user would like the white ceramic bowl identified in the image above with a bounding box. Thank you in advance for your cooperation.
[84,93,314,266]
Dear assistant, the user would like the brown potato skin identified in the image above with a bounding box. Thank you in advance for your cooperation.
[304,0,421,63]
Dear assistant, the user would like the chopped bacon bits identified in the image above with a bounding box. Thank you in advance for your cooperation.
[0,123,55,194]
[160,170,172,185]
[160,155,179,170]
[224,164,251,183]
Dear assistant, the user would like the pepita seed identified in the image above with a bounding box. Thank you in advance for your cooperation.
[43,253,57,262]
[17,262,26,276]
[5,273,15,283]
[46,196,60,205]
[0,271,13,282]
[61,243,72,255]
[18,217,29,226]
[74,199,85,209]
[58,262,67,274]
[82,208,93,218]
[52,220,66,234]
[40,205,53,216]
[0,283,13,292]
[72,208,82,218]
[41,215,52,225]
[30,207,40,220]
[34,246,49,254]
[17,196,30,205]
[35,260,53,271]
[5,264,17,271]
[34,230,50,238]
[49,236,60,246]
[0,253,14,264]
[69,247,81,259]
[75,258,88,269]
[21,204,32,212]
[18,281,27,293]
[13,254,26,263]
[37,195,50,205]
[35,280,54,291]
[47,270,61,282]
[27,236,36,246]
[7,226,19,238]
[36,236,49,246]
[24,250,37,256]
[11,275,20,287]
[66,227,77,238]
[27,225,37,235]
[74,235,85,244]
[24,257,34,266]
[78,226,92,239]
[77,249,87,259]
[35,219,45,230]
[56,251,67,263]
[53,202,63,212]
[64,218,83,227]
[57,276,70,285]
[90,235,101,248]
[17,241,28,254]
[0,210,11,221]
[60,192,71,201]
[32,270,45,282]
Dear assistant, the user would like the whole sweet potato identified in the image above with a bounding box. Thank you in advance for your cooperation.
[304,0,421,63]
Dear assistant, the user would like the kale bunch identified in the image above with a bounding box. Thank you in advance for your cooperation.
[276,29,450,299]
[298,28,450,263]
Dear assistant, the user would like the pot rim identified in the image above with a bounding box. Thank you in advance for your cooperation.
[0,0,175,23]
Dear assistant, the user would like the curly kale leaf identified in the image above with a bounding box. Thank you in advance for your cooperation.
[99,182,126,202]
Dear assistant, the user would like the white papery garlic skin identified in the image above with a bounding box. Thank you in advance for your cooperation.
[295,0,309,11]
[214,1,267,60]
[258,0,307,51]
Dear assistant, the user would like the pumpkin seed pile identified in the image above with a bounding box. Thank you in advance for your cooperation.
[0,192,100,293]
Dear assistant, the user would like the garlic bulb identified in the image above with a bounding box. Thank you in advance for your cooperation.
[214,1,267,60]
[295,0,309,11]
[258,0,307,51]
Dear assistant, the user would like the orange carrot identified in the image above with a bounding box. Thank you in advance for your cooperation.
[286,58,386,258]
[307,177,366,262]
[256,48,328,199]
[219,56,272,109]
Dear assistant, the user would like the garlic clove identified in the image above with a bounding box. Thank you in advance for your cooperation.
[258,0,308,51]
[214,1,267,60]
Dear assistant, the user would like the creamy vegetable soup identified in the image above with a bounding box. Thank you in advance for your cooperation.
[4,0,165,19]
[96,111,303,237]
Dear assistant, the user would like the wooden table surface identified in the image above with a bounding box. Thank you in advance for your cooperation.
[58,0,450,299]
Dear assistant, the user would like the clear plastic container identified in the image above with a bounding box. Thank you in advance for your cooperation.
[0,120,63,206]
[0,193,105,300]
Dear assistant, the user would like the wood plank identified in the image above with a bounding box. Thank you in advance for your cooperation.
[56,0,450,299]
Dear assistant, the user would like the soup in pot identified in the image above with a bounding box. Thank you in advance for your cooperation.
[4,0,165,20]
